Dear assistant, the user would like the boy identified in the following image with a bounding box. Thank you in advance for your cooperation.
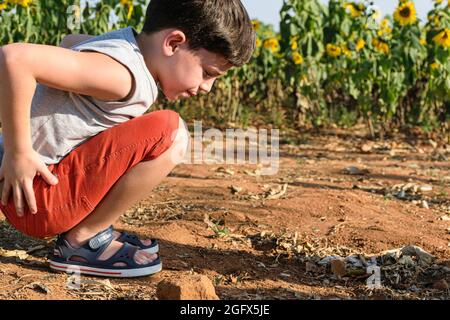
[0,0,255,277]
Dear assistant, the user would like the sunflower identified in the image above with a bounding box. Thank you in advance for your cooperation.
[430,62,439,70]
[251,20,261,31]
[380,19,390,29]
[292,51,303,65]
[378,19,392,36]
[119,0,133,20]
[419,38,427,46]
[356,38,365,51]
[326,44,342,57]
[0,3,7,10]
[433,28,450,48]
[394,1,417,26]
[344,2,364,18]
[6,0,32,7]
[372,38,390,54]
[263,38,280,53]
[341,44,351,57]
[255,37,262,48]
[290,36,299,51]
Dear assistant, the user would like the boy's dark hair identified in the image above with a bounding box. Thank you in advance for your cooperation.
[142,0,256,67]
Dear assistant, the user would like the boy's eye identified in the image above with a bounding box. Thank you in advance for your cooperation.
[203,70,213,79]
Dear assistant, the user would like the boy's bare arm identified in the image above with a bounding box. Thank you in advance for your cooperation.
[2,43,133,101]
[0,43,133,216]
[0,42,133,152]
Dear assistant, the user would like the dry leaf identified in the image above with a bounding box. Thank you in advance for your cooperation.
[243,169,261,177]
[26,282,51,294]
[265,183,288,200]
[0,248,29,260]
[215,167,234,176]
[230,185,243,194]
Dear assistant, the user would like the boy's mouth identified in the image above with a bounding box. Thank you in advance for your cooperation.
[180,91,196,99]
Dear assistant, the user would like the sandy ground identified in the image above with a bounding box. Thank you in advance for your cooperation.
[0,126,449,300]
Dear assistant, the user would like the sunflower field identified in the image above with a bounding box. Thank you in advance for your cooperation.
[0,0,449,135]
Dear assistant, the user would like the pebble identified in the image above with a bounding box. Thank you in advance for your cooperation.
[156,275,219,300]
[433,279,448,291]
[330,259,346,278]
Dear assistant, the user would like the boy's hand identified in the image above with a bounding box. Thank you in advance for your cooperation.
[0,149,59,217]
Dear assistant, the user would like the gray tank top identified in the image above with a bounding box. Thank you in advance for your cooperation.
[0,27,159,165]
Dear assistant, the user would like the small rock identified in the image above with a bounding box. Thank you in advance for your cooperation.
[419,185,433,192]
[396,190,406,199]
[330,259,346,278]
[440,215,450,221]
[305,262,319,273]
[343,166,369,175]
[156,275,220,300]
[345,255,364,267]
[318,256,341,265]
[433,279,448,291]
[421,200,429,209]
[398,255,416,267]
[400,245,435,265]
[409,285,420,292]
[381,248,402,261]
[361,143,373,153]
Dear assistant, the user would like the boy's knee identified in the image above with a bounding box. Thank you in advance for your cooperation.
[169,116,190,165]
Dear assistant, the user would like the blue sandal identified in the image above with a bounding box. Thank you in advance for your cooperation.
[50,227,162,278]
[111,226,159,254]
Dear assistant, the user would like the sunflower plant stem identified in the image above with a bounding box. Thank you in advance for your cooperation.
[367,115,375,139]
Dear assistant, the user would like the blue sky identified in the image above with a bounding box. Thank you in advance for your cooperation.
[241,0,436,30]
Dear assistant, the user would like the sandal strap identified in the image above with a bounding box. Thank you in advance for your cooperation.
[55,226,114,263]
[88,227,114,250]
[102,242,142,268]
[109,225,158,250]
[117,231,142,247]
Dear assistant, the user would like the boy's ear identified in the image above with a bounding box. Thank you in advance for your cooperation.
[163,30,187,56]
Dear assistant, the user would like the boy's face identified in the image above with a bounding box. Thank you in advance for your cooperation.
[156,31,232,101]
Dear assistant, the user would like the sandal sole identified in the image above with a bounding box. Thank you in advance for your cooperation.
[49,260,162,278]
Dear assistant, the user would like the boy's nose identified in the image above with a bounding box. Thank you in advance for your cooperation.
[199,79,215,94]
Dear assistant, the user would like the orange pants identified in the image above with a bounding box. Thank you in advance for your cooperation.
[0,110,180,238]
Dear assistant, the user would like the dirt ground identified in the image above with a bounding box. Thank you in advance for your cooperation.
[1,125,449,300]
